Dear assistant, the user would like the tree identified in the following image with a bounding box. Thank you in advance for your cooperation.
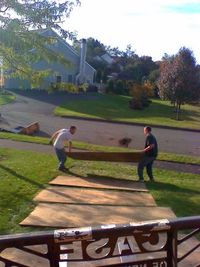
[148,69,160,97]
[124,44,136,58]
[0,0,80,87]
[106,46,123,57]
[158,47,200,120]
[118,55,158,84]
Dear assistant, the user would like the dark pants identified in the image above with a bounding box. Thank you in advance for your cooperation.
[137,156,156,181]
[55,148,67,168]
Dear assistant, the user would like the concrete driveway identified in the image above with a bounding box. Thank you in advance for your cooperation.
[1,90,200,156]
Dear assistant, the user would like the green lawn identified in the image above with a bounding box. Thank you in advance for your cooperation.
[0,91,15,105]
[0,148,58,234]
[0,132,200,165]
[55,93,200,129]
[0,148,199,235]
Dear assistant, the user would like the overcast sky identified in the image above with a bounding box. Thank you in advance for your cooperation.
[65,0,200,63]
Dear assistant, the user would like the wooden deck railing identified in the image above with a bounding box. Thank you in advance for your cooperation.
[0,216,199,266]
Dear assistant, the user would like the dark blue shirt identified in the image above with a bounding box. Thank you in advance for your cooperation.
[145,133,158,157]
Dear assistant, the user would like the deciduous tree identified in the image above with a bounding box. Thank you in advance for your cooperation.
[158,47,200,120]
[0,0,80,87]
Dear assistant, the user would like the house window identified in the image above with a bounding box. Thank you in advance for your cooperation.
[68,75,73,83]
[56,76,62,83]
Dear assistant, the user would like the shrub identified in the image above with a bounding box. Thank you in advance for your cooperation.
[129,82,151,110]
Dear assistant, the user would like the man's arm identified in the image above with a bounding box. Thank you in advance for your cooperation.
[143,135,155,153]
[49,129,62,144]
[68,141,72,152]
[143,144,155,153]
[63,140,72,152]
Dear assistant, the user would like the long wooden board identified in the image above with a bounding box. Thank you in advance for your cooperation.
[66,152,143,162]
[20,203,176,228]
[50,176,148,192]
[34,186,156,206]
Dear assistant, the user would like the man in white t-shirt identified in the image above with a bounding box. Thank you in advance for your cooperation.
[50,126,77,171]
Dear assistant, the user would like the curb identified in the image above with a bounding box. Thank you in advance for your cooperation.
[157,159,200,167]
[57,115,200,133]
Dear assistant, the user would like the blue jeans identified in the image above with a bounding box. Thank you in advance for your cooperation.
[137,156,156,181]
[55,148,67,168]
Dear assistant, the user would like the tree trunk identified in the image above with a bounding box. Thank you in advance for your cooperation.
[176,101,181,120]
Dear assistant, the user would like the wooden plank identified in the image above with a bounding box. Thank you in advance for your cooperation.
[20,204,176,228]
[34,186,156,206]
[66,152,143,162]
[49,176,148,192]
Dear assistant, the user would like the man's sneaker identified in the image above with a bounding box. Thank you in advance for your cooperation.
[150,178,155,182]
[138,179,144,183]
[58,166,68,172]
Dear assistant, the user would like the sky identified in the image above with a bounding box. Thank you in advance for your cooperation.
[64,0,200,63]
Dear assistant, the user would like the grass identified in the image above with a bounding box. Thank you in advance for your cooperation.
[0,148,58,234]
[55,93,200,130]
[0,132,200,165]
[0,91,15,105]
[146,169,200,217]
[0,132,49,145]
[0,148,199,235]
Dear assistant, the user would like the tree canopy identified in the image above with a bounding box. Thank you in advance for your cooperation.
[0,0,80,87]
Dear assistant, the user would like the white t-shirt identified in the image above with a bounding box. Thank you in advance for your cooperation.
[53,129,73,149]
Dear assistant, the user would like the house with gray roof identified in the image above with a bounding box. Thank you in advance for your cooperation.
[5,29,96,89]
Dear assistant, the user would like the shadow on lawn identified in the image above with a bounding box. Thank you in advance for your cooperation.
[146,180,200,195]
[146,181,200,217]
[0,164,86,202]
[0,164,45,189]
[59,96,200,122]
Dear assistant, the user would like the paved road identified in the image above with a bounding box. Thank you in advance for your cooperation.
[1,90,200,156]
[1,139,199,174]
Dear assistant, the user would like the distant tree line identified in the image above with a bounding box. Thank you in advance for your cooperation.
[74,38,200,118]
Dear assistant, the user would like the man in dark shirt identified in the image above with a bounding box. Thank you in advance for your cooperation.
[138,126,158,182]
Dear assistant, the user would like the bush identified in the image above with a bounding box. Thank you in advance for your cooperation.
[0,90,13,96]
[129,99,143,110]
[129,82,151,110]
[87,84,98,92]
[48,82,81,94]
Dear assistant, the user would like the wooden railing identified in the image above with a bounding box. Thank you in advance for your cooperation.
[0,216,199,266]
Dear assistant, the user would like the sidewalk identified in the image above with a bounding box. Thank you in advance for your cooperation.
[1,138,199,174]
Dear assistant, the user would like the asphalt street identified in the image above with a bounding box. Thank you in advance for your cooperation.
[1,90,200,156]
